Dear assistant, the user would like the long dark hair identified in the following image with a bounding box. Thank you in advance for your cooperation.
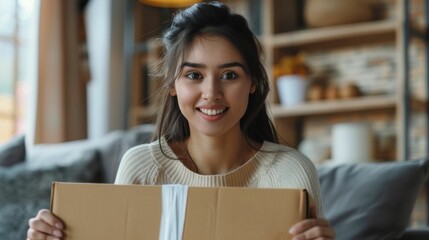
[152,1,278,148]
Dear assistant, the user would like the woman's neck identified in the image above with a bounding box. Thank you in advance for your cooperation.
[185,133,257,175]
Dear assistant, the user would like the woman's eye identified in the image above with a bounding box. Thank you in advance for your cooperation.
[185,72,202,80]
[221,72,238,80]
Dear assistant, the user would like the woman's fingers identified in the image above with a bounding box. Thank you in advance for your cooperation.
[292,225,335,240]
[289,218,335,240]
[27,228,63,240]
[27,209,64,240]
[289,218,330,234]
[36,209,64,229]
[27,218,64,239]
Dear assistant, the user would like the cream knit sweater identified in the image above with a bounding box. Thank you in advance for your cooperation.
[115,137,324,217]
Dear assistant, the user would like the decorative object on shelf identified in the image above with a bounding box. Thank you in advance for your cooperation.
[307,84,325,101]
[140,0,201,8]
[273,54,309,80]
[274,55,310,106]
[307,82,362,101]
[277,75,308,107]
[306,71,331,101]
[331,122,374,164]
[304,0,376,28]
[338,82,362,99]
[324,84,339,100]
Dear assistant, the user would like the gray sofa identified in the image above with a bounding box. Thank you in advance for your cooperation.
[0,124,428,239]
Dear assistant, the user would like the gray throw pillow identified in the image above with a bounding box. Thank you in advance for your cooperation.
[317,159,429,240]
[0,135,25,167]
[0,149,101,240]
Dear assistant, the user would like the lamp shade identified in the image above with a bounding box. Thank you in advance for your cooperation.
[140,0,201,8]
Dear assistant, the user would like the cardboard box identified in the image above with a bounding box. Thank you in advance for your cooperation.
[51,182,309,240]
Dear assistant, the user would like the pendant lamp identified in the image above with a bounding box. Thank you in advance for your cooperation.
[140,0,201,8]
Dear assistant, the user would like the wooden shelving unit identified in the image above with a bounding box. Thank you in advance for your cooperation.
[260,0,407,160]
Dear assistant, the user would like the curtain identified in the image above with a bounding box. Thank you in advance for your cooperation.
[34,0,90,143]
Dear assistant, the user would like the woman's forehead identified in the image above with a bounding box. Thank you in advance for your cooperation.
[182,34,245,64]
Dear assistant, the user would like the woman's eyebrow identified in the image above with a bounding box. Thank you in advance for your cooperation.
[218,62,247,71]
[180,62,205,69]
[180,61,248,71]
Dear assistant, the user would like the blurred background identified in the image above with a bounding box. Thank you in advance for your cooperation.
[1,0,428,160]
[0,0,428,227]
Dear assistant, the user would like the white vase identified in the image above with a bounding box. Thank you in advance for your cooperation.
[276,75,307,107]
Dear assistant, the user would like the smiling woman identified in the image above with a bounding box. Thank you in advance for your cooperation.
[27,2,335,240]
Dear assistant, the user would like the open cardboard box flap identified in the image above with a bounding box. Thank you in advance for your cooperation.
[51,182,309,240]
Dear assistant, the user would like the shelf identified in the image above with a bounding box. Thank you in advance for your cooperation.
[265,20,397,48]
[270,95,397,118]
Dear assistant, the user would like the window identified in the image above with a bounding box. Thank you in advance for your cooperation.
[0,0,35,144]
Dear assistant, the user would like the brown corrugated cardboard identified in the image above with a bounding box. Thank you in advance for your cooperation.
[51,182,308,240]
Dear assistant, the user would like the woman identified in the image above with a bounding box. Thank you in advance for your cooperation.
[27,2,335,240]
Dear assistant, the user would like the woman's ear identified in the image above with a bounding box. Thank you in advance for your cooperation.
[170,87,177,96]
[250,83,256,94]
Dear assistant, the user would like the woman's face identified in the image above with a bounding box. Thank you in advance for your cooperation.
[170,35,255,138]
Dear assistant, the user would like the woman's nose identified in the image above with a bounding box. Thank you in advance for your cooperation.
[201,77,222,100]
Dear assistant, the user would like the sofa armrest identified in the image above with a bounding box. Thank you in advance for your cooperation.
[399,228,429,240]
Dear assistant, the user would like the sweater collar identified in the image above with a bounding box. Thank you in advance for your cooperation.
[153,136,270,187]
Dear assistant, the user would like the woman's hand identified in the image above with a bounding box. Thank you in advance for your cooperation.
[288,206,335,240]
[27,209,64,240]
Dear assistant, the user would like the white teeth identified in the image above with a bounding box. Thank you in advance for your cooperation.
[200,108,226,116]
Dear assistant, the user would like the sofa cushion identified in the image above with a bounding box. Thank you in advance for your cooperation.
[27,124,156,183]
[0,135,25,167]
[317,159,429,240]
[0,149,100,240]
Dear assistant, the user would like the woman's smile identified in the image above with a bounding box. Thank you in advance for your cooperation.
[198,107,227,116]
[197,107,229,122]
